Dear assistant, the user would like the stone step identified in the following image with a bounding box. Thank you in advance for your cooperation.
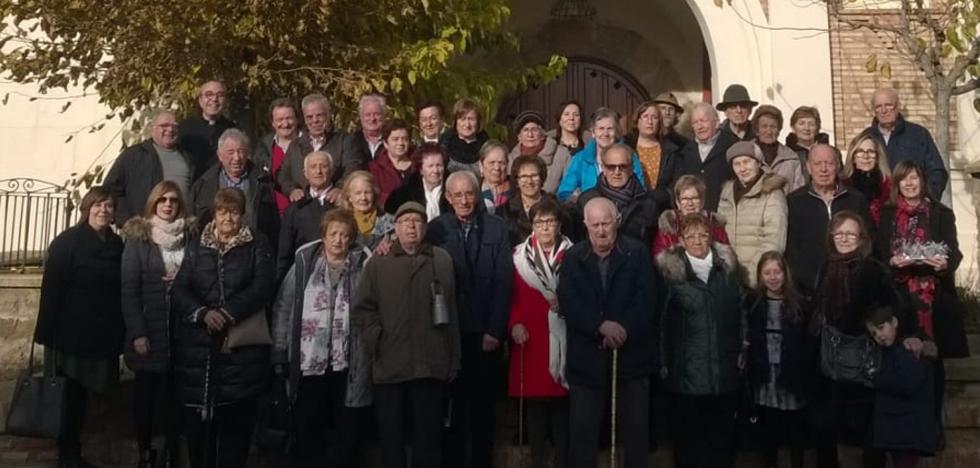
[945,397,980,429]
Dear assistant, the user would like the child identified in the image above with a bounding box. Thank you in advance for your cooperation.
[865,305,938,468]
[745,251,813,468]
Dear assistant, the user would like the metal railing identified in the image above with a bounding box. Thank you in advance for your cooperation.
[0,178,77,271]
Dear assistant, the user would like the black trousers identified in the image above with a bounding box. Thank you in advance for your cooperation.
[290,372,363,468]
[132,370,181,452]
[569,378,650,468]
[809,382,885,468]
[525,398,569,468]
[374,379,445,468]
[58,377,89,461]
[757,406,806,468]
[445,333,502,468]
[183,398,258,468]
[670,392,737,468]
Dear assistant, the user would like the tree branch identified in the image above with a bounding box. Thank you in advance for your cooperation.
[952,78,980,95]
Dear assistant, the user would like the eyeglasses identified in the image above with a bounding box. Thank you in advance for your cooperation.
[517,174,541,182]
[521,127,542,135]
[678,196,701,204]
[202,91,226,100]
[832,232,860,240]
[533,218,559,228]
[604,163,631,173]
[682,233,710,241]
[854,148,877,158]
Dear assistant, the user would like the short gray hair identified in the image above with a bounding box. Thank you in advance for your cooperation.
[691,102,719,122]
[359,93,387,115]
[218,128,250,150]
[304,150,334,168]
[445,170,480,193]
[591,107,621,136]
[301,93,332,115]
[583,197,620,224]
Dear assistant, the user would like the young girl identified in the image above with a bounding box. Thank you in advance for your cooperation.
[865,306,938,468]
[746,251,814,468]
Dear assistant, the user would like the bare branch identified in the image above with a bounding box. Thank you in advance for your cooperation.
[952,78,980,96]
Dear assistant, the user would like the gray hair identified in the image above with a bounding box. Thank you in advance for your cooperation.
[591,107,622,136]
[602,143,634,163]
[583,196,620,224]
[445,170,480,193]
[479,140,509,163]
[304,150,334,168]
[691,102,719,122]
[301,93,332,115]
[218,128,250,150]
[359,93,387,115]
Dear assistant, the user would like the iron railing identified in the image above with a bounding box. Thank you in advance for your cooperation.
[0,178,77,271]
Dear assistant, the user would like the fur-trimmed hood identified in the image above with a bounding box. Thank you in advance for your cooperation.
[121,216,198,242]
[745,171,786,197]
[657,209,727,237]
[656,243,738,284]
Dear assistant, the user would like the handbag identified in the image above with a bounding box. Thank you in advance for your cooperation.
[5,335,66,439]
[819,325,880,387]
[216,259,271,352]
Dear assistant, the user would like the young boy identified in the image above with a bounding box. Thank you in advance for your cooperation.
[865,306,939,468]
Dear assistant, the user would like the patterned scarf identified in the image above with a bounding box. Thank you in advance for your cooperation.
[513,234,573,388]
[894,197,936,337]
[597,174,646,212]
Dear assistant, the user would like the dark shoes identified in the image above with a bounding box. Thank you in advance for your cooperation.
[137,448,157,468]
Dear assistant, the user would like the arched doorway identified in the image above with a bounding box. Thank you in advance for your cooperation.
[498,56,651,141]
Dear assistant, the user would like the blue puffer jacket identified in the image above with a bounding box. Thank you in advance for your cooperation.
[556,139,645,202]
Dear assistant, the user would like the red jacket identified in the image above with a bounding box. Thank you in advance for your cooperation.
[507,268,568,398]
[368,147,416,207]
[651,209,730,258]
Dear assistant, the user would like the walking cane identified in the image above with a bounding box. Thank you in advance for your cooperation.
[519,343,525,448]
[610,348,619,468]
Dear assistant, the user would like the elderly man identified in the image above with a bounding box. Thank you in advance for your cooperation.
[578,143,659,245]
[426,170,512,468]
[654,91,693,149]
[105,109,195,227]
[716,84,758,141]
[276,151,337,280]
[785,143,872,295]
[253,98,309,215]
[179,80,237,179]
[352,93,387,162]
[416,100,445,143]
[864,87,948,200]
[353,201,460,468]
[681,102,740,211]
[191,128,280,252]
[559,196,657,468]
[278,94,364,204]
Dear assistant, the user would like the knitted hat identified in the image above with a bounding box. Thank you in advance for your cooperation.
[513,110,545,134]
[726,141,764,165]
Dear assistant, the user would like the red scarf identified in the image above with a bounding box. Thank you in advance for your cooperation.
[894,197,936,337]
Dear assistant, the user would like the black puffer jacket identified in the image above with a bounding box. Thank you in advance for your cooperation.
[171,225,275,406]
[120,217,197,373]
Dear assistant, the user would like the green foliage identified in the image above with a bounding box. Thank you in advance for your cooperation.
[0,0,566,135]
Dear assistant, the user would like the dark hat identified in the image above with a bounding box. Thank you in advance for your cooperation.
[653,92,684,114]
[716,84,758,111]
[394,201,427,221]
[513,110,545,134]
[726,141,763,165]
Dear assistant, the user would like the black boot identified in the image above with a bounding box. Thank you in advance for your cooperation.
[137,449,156,468]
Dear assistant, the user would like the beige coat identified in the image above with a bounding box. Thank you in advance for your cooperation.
[763,143,806,194]
[508,135,570,194]
[717,172,788,286]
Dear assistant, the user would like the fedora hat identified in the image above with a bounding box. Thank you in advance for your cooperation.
[652,92,684,114]
[716,84,758,111]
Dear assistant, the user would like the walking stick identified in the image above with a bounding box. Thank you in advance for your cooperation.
[519,343,525,448]
[610,348,619,468]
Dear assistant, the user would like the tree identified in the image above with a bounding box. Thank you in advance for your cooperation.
[0,0,566,139]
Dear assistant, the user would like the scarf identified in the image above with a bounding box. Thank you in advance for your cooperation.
[597,175,646,212]
[686,250,714,283]
[814,250,862,331]
[850,168,883,204]
[354,210,377,238]
[733,172,762,204]
[513,234,573,388]
[445,130,487,164]
[894,197,936,337]
[520,141,546,157]
[300,250,362,374]
[757,141,779,166]
[150,216,186,249]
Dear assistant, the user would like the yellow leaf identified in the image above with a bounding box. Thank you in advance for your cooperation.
[865,54,878,73]
[880,62,892,80]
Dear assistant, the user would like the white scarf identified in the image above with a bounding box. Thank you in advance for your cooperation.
[513,234,573,388]
[423,182,443,221]
[150,216,186,278]
[686,250,714,284]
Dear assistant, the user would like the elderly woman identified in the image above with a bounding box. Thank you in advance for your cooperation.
[557,107,645,203]
[657,212,742,468]
[273,208,373,468]
[785,106,829,160]
[577,143,659,245]
[121,181,196,468]
[440,98,490,175]
[508,110,568,194]
[625,100,684,204]
[479,140,513,213]
[368,119,416,207]
[384,142,452,221]
[34,187,123,467]
[508,199,572,468]
[172,187,275,468]
[652,175,730,260]
[842,130,892,225]
[751,105,805,194]
[717,141,788,286]
[498,155,569,245]
[338,170,395,251]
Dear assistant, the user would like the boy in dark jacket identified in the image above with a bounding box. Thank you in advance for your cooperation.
[865,306,938,468]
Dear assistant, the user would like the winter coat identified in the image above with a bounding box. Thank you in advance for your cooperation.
[680,130,740,212]
[272,241,373,407]
[872,345,938,454]
[350,129,384,163]
[785,184,871,296]
[876,201,970,358]
[578,187,660,247]
[190,160,281,256]
[507,266,569,398]
[120,217,197,373]
[813,256,912,337]
[624,133,691,207]
[744,292,817,397]
[276,195,333,282]
[717,173,788,286]
[427,210,514,339]
[759,142,806,194]
[276,131,365,193]
[844,171,891,226]
[178,114,237,180]
[556,139,646,202]
[558,237,657,389]
[103,139,196,228]
[368,148,416,207]
[253,133,313,198]
[720,119,755,142]
[658,244,743,395]
[34,223,124,359]
[352,241,461,384]
[383,173,451,217]
[497,192,571,246]
[865,115,948,200]
[785,131,830,164]
[651,209,730,261]
[508,136,570,194]
[170,226,275,406]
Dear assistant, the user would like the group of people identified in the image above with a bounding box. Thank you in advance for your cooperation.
[31,78,970,468]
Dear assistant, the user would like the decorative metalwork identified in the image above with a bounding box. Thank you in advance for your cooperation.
[0,178,77,271]
[550,0,596,19]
